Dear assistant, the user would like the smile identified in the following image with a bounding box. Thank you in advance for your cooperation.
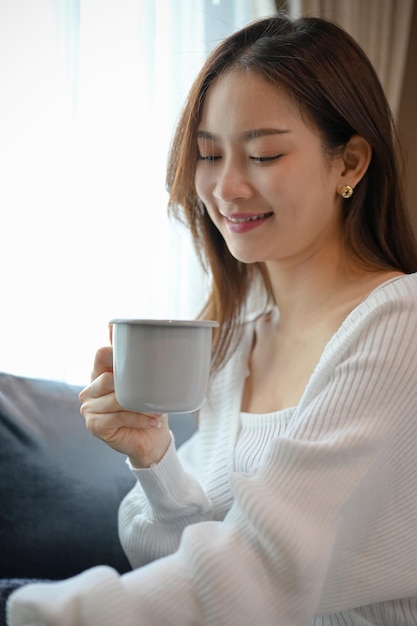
[224,212,273,223]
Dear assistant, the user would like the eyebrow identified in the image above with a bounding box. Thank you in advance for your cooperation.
[196,128,291,141]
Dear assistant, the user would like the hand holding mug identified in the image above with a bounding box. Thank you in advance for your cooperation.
[79,345,172,468]
[79,318,217,468]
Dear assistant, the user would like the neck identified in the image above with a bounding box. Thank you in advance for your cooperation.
[264,251,376,331]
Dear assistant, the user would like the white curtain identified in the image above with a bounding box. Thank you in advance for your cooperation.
[0,0,275,384]
[286,0,415,115]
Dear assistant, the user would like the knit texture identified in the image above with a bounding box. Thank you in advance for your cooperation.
[8,273,417,625]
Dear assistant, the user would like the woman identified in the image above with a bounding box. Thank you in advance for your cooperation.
[8,13,417,626]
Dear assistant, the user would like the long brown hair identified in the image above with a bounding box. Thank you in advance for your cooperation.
[166,14,417,371]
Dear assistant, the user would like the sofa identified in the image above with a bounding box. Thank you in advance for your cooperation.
[0,370,197,625]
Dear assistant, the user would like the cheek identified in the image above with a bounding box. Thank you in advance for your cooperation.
[195,170,218,223]
[202,202,218,226]
[195,163,221,206]
[194,167,210,202]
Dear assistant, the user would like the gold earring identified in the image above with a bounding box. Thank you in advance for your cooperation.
[340,185,353,199]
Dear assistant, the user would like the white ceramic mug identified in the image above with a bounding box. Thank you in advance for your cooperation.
[109,318,218,414]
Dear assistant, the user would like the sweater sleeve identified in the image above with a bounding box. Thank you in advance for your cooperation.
[7,276,417,626]
[118,431,213,568]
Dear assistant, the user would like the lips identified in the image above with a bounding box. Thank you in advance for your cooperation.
[220,210,273,235]
[222,211,273,223]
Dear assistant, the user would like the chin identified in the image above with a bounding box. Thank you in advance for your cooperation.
[227,248,266,265]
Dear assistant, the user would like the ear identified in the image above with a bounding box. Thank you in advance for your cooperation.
[339,134,372,189]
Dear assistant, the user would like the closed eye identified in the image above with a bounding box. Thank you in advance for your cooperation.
[198,154,221,162]
[250,154,283,163]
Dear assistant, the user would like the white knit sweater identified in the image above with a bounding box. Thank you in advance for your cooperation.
[7,273,417,625]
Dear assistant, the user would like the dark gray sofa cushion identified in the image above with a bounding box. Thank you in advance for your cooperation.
[0,371,136,579]
[0,371,196,581]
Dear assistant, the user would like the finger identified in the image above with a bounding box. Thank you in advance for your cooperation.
[91,346,113,381]
[108,323,113,345]
[80,374,166,420]
[85,409,168,439]
[79,370,115,404]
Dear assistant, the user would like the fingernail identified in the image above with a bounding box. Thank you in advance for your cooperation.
[148,417,162,429]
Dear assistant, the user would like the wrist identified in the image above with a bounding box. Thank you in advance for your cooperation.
[128,432,172,469]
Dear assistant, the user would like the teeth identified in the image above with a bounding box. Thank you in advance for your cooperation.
[228,212,271,223]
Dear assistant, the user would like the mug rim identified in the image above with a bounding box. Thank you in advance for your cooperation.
[109,318,219,328]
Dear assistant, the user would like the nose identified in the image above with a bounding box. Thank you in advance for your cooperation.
[212,159,252,203]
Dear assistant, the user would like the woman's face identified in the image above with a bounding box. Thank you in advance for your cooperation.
[195,70,345,268]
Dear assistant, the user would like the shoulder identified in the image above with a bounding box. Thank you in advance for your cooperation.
[340,272,417,338]
[293,274,417,434]
[365,272,417,306]
[306,272,417,389]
